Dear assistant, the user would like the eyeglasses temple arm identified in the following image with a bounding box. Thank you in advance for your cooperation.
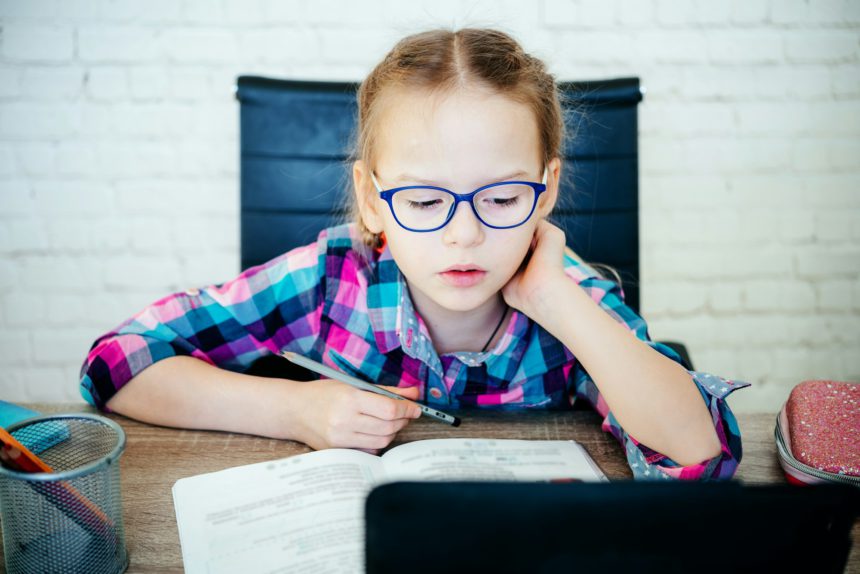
[370,171,384,192]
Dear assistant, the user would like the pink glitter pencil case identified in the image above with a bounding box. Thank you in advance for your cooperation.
[774,380,860,487]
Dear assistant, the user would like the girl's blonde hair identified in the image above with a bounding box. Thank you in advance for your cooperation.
[342,28,564,254]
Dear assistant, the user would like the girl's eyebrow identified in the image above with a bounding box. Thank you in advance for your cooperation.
[394,170,530,186]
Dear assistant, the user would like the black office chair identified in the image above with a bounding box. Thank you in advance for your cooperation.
[235,76,693,376]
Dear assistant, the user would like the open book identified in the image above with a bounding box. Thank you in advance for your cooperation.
[172,438,607,574]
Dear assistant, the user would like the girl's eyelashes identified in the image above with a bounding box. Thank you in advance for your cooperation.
[484,196,519,207]
[406,199,443,210]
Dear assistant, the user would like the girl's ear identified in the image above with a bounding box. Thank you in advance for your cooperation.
[537,157,562,217]
[353,160,385,234]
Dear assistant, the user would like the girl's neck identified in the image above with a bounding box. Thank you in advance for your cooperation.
[405,283,509,355]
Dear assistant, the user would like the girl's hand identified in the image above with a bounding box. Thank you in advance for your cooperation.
[501,219,569,320]
[290,379,422,455]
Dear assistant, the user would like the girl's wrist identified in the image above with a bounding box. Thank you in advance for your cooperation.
[527,276,592,339]
[523,273,573,322]
[242,376,308,442]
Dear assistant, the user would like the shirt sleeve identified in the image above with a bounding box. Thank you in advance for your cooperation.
[567,270,751,481]
[78,237,326,411]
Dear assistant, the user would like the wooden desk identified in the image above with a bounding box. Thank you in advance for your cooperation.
[1,406,857,573]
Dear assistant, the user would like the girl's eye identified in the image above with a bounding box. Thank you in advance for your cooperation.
[483,196,520,207]
[478,184,529,209]
[407,199,443,210]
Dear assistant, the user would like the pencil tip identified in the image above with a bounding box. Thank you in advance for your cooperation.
[451,417,461,427]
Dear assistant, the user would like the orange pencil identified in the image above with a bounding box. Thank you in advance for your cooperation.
[0,426,54,472]
[0,426,117,542]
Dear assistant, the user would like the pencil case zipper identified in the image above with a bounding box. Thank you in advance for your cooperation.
[773,416,860,487]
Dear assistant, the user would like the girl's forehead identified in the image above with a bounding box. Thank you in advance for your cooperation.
[382,84,531,124]
[374,86,540,170]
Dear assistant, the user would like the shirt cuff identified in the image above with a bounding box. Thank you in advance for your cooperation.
[603,371,751,481]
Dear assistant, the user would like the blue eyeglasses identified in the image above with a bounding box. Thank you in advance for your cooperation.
[370,167,548,232]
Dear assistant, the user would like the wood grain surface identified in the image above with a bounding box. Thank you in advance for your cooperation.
[0,405,856,573]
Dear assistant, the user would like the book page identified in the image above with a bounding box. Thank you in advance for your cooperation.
[172,449,384,574]
[380,438,607,483]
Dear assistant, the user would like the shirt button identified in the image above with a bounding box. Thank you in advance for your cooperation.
[429,388,443,399]
[185,288,200,296]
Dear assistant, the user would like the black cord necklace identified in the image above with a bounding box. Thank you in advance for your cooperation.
[481,306,509,353]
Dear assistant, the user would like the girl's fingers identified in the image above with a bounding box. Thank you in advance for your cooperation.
[350,431,397,451]
[379,385,422,404]
[355,388,422,420]
[534,219,564,251]
[352,413,410,436]
[315,384,421,450]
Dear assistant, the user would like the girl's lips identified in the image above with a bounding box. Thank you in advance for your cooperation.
[439,269,487,287]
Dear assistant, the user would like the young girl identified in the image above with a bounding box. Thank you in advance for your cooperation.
[79,28,749,480]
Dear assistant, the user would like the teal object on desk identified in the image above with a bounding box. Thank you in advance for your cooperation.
[0,401,69,455]
[0,401,39,429]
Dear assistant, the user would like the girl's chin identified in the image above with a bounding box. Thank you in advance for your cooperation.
[428,285,500,312]
[406,273,508,312]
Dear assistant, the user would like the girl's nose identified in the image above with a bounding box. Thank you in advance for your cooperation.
[442,201,483,246]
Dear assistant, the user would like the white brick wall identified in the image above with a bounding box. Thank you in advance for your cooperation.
[0,1,858,412]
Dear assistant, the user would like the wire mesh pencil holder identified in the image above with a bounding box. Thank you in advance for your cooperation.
[0,413,129,574]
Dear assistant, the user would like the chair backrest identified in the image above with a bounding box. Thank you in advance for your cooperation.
[237,76,643,312]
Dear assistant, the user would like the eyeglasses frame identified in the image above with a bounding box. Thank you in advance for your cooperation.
[370,167,549,232]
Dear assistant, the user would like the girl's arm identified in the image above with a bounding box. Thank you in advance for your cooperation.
[538,279,722,466]
[105,355,421,452]
[80,227,421,452]
[504,221,749,479]
[79,242,324,411]
[105,356,307,438]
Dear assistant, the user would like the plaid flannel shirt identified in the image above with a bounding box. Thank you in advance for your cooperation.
[80,223,750,480]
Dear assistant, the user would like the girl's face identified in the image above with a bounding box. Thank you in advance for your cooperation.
[355,85,560,316]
